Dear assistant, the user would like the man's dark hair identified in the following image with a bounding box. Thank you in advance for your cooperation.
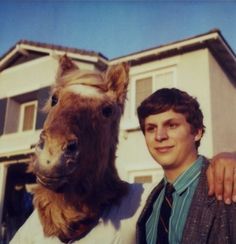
[137,88,205,149]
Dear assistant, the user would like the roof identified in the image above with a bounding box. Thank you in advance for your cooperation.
[0,40,108,72]
[1,29,236,81]
[110,29,236,81]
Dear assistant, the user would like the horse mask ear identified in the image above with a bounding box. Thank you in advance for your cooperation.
[105,63,129,106]
[56,55,79,79]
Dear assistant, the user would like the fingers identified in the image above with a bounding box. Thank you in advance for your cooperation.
[208,152,236,204]
[233,168,236,202]
[213,159,225,202]
[206,164,215,196]
[222,164,234,204]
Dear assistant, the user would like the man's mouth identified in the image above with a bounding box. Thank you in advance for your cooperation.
[155,146,174,153]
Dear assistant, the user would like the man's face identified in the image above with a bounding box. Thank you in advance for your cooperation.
[144,109,202,181]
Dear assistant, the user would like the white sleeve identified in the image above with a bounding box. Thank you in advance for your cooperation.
[10,210,62,244]
[10,210,43,244]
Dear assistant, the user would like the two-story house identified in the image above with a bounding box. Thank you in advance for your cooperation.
[0,29,236,241]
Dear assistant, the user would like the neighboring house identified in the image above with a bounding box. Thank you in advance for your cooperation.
[0,29,236,240]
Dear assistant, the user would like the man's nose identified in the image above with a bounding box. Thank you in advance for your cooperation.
[155,127,168,142]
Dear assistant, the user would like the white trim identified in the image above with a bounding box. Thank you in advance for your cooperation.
[0,130,41,155]
[18,101,38,132]
[1,55,55,75]
[153,66,177,89]
[18,43,105,64]
[0,48,18,67]
[0,148,35,159]
[129,57,180,75]
[110,32,220,64]
[0,44,108,73]
[0,158,32,166]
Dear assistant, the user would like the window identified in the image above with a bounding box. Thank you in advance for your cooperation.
[4,91,38,134]
[135,77,152,111]
[19,101,37,132]
[136,71,175,110]
[154,71,175,90]
[134,175,153,183]
[128,168,163,183]
[122,66,176,130]
[4,96,38,134]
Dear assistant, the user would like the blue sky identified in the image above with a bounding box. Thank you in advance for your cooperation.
[1,1,236,59]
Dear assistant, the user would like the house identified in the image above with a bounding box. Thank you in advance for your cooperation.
[0,40,108,242]
[0,29,236,241]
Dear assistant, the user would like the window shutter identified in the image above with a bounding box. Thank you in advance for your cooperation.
[154,71,174,90]
[36,87,50,130]
[0,98,7,135]
[135,77,152,111]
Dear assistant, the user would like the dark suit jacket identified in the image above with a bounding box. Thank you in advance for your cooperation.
[137,158,236,244]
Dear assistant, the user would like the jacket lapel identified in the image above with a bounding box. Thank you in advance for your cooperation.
[181,159,217,243]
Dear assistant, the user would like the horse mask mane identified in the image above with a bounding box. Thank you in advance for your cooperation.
[32,56,129,242]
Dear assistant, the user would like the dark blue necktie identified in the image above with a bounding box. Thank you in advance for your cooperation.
[157,183,175,244]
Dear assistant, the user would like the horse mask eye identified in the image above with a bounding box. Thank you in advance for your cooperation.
[102,105,114,118]
[51,94,58,107]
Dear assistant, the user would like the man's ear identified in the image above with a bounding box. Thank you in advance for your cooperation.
[194,128,203,142]
[105,62,129,106]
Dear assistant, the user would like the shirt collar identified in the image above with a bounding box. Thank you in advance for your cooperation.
[164,155,204,195]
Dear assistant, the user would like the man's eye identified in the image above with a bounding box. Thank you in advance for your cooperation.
[169,123,178,129]
[145,127,155,133]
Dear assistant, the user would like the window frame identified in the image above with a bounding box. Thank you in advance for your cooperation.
[128,168,163,184]
[18,100,38,132]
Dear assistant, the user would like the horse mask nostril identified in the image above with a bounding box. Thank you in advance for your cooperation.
[65,140,78,154]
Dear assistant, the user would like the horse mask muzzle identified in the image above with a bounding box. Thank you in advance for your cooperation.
[34,135,80,192]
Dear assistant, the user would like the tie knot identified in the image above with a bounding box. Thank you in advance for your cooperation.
[165,183,175,196]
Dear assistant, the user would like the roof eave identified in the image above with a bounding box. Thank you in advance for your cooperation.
[109,30,236,81]
[109,32,221,64]
[0,41,108,71]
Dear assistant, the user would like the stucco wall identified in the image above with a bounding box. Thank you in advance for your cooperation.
[0,56,97,100]
[176,49,213,157]
[0,56,58,99]
[209,52,236,153]
[116,129,161,181]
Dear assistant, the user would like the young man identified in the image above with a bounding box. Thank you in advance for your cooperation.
[137,88,236,244]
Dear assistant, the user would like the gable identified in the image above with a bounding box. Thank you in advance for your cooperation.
[3,51,47,71]
[0,40,108,73]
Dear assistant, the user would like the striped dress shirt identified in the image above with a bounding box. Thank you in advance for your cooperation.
[146,155,203,244]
